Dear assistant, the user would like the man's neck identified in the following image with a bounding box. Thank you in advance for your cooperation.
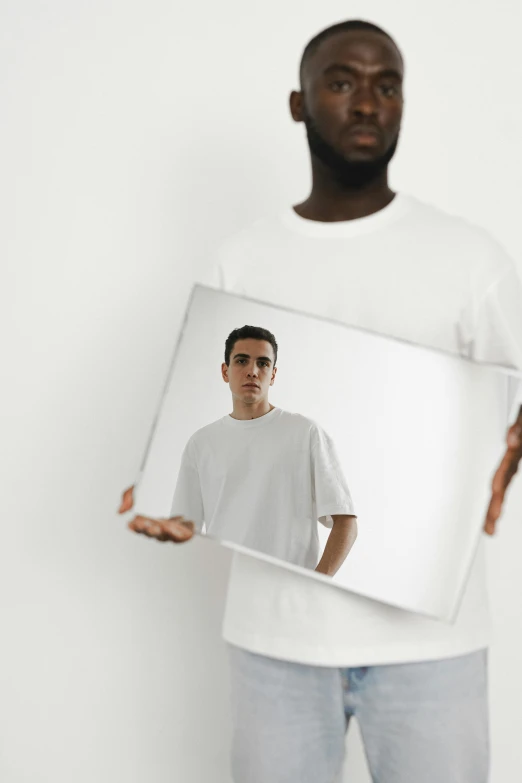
[229,401,274,421]
[294,164,395,223]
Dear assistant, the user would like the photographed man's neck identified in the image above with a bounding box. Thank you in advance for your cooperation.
[230,399,274,421]
[294,163,395,223]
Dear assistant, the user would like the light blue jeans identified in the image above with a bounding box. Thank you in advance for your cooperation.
[228,645,489,783]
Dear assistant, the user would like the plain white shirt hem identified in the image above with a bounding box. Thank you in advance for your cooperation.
[222,627,491,668]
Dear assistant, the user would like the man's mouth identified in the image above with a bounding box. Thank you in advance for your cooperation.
[347,124,381,144]
[348,123,381,137]
[243,383,259,388]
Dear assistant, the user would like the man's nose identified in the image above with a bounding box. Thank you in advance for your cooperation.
[247,364,259,377]
[351,85,378,118]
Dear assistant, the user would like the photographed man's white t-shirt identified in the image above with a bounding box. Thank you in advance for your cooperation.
[201,192,522,667]
[170,407,355,569]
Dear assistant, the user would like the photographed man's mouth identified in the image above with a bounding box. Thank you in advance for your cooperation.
[243,383,260,389]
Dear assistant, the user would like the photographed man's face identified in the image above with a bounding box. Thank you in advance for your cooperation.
[292,30,404,180]
[222,338,277,404]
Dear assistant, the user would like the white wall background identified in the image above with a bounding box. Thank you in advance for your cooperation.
[2,1,521,781]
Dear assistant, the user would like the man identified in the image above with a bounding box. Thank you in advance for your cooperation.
[130,325,358,576]
[121,20,522,783]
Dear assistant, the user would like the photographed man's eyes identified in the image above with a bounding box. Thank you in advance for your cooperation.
[235,358,269,367]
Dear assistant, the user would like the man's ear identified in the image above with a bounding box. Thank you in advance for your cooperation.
[221,362,229,383]
[289,90,305,123]
[270,366,278,386]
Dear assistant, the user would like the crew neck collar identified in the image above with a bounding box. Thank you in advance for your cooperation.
[222,406,281,429]
[280,192,412,238]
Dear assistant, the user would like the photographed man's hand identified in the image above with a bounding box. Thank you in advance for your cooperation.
[128,515,195,543]
[484,406,522,535]
[118,485,135,514]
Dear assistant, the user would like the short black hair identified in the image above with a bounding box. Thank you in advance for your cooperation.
[224,325,278,366]
[300,19,402,86]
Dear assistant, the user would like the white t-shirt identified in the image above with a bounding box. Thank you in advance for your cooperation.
[202,192,522,667]
[171,407,355,570]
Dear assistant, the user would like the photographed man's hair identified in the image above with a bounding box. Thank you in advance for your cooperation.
[300,19,400,85]
[224,325,278,366]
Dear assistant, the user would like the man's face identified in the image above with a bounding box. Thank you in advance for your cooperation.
[292,31,404,175]
[222,338,277,405]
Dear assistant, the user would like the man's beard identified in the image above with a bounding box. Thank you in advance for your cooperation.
[304,113,399,189]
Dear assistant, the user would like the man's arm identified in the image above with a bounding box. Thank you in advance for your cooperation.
[315,515,358,576]
[485,405,522,535]
[472,255,522,534]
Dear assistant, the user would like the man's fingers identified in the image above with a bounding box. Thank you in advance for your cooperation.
[145,520,164,537]
[484,494,502,533]
[487,409,522,534]
[484,518,496,536]
[128,515,160,536]
[118,486,135,514]
[491,448,521,494]
[128,514,182,532]
[507,427,522,450]
[128,515,195,544]
[484,444,522,534]
[161,518,195,542]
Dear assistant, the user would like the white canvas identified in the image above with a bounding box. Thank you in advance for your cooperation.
[134,285,514,621]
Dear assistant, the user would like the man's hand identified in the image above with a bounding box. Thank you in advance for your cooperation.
[119,485,195,542]
[128,515,196,544]
[118,485,135,514]
[484,406,522,536]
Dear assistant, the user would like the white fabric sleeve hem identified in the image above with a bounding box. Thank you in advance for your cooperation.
[318,507,357,528]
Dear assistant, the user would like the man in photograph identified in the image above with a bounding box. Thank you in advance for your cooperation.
[130,324,358,577]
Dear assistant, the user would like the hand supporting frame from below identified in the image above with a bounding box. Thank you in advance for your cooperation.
[118,485,196,543]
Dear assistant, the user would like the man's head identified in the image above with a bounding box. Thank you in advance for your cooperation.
[222,325,278,405]
[291,20,404,187]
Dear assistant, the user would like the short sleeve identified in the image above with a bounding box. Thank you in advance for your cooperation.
[310,425,356,528]
[170,439,205,532]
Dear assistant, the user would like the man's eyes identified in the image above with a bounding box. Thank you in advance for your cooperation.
[380,84,400,97]
[329,81,400,97]
[236,359,269,367]
[330,80,353,92]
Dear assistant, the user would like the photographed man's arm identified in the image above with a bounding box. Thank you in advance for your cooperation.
[315,515,358,577]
